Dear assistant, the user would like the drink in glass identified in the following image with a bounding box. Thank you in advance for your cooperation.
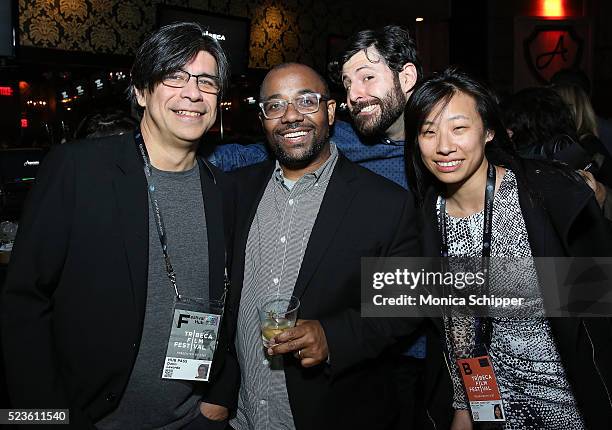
[257,295,300,348]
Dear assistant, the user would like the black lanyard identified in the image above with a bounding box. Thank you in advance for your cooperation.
[134,129,229,301]
[439,162,496,350]
[439,162,496,260]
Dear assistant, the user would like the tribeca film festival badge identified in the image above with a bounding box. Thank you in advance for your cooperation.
[457,356,506,422]
[162,308,220,382]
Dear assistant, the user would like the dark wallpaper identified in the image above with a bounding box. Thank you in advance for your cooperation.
[19,0,401,70]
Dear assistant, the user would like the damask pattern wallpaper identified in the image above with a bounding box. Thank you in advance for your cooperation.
[19,0,398,70]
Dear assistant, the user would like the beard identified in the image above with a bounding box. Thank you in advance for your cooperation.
[350,74,407,137]
[268,123,329,170]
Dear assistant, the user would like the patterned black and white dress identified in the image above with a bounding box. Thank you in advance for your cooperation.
[438,169,585,430]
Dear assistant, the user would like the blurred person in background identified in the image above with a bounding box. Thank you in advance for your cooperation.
[551,68,612,154]
[552,83,612,204]
[502,86,612,218]
[74,108,138,139]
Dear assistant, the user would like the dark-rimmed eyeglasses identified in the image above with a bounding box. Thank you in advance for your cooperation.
[162,70,220,95]
[259,93,329,119]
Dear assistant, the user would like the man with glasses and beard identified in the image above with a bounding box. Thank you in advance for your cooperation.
[329,25,453,430]
[209,26,421,189]
[225,63,421,430]
[329,26,455,430]
[326,25,420,188]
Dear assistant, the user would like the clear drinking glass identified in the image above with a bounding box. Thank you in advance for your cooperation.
[257,295,300,348]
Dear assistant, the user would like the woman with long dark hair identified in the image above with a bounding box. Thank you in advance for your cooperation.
[404,67,612,429]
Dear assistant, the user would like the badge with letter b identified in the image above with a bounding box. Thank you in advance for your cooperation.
[456,355,505,422]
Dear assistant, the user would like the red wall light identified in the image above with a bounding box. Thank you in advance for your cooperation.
[540,0,566,17]
[525,0,582,17]
[0,86,14,96]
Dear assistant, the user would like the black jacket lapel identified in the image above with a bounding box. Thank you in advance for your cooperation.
[112,135,149,325]
[198,158,226,302]
[292,155,358,299]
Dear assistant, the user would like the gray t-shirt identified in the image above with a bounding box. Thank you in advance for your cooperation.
[97,163,210,429]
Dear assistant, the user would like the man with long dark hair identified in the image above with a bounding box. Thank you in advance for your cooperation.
[1,22,236,429]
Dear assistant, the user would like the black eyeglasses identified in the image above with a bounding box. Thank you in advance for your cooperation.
[259,93,329,119]
[162,70,220,95]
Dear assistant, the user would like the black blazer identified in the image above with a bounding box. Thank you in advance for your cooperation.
[0,133,238,428]
[420,161,612,429]
[228,154,423,430]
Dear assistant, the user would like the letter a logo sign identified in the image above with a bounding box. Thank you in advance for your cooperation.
[524,25,583,84]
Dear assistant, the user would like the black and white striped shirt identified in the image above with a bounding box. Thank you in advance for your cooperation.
[232,145,339,430]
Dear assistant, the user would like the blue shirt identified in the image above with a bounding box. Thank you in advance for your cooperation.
[208,121,407,185]
[208,120,426,358]
[330,120,407,189]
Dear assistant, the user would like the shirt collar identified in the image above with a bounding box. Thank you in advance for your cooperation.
[273,143,338,186]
